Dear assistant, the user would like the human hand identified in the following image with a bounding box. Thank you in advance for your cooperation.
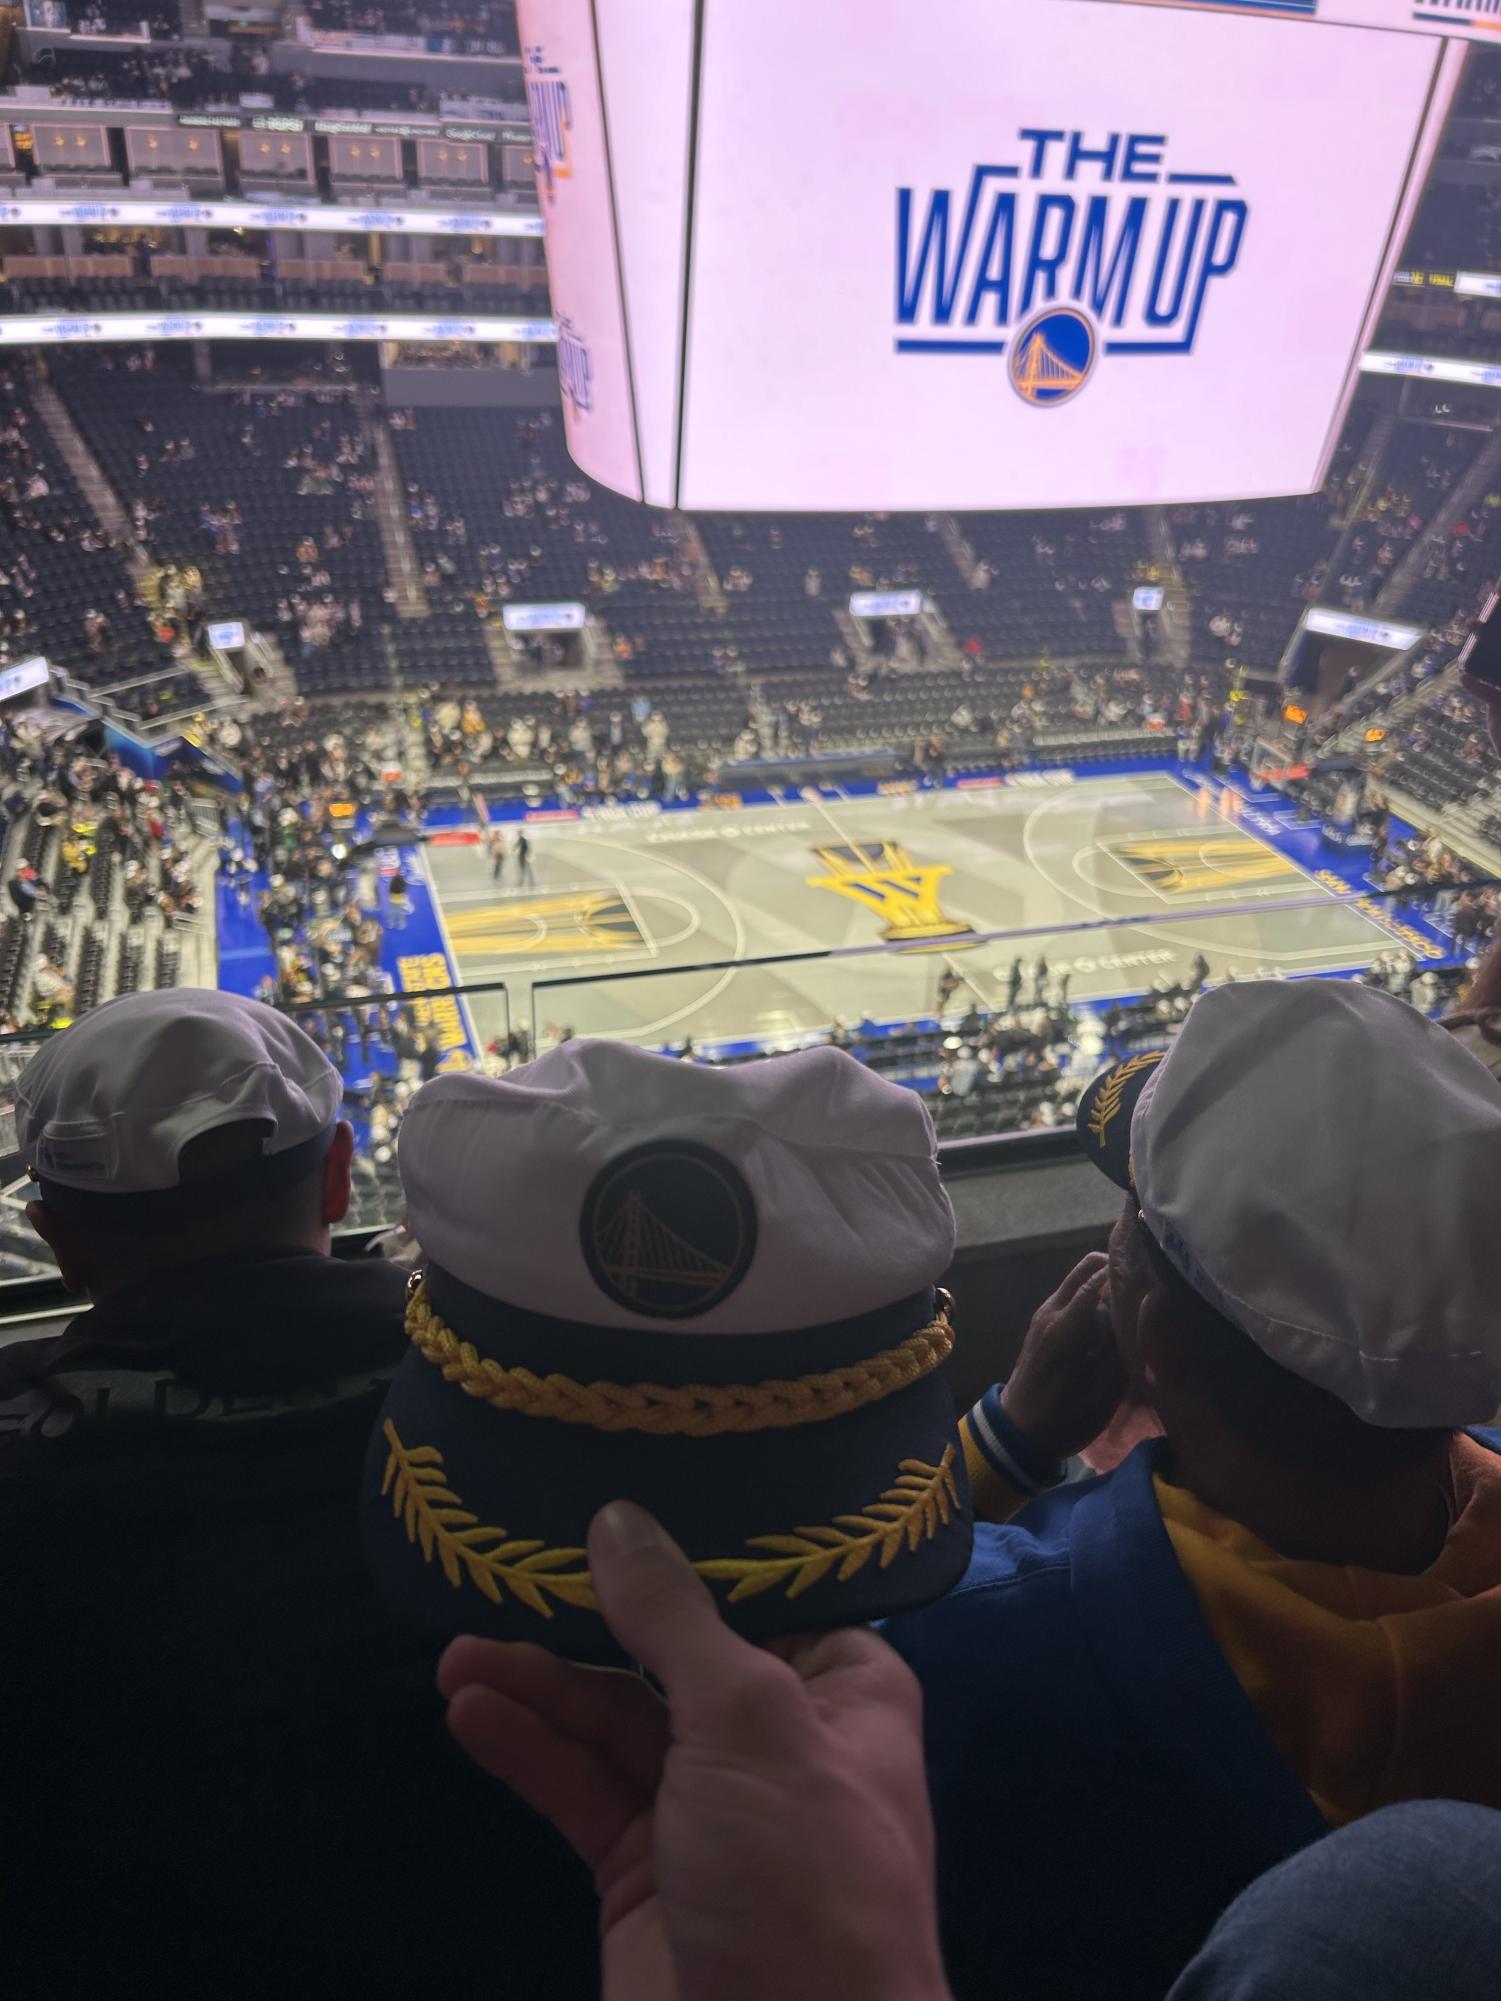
[438,1502,953,2001]
[1000,1252,1126,1465]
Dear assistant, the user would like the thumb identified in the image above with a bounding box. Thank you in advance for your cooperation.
[588,1501,760,1725]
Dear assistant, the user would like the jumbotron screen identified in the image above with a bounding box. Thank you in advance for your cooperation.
[520,0,1466,511]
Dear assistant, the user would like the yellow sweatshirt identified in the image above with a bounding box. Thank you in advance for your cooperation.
[1153,1437,1501,1825]
[962,1417,1501,1825]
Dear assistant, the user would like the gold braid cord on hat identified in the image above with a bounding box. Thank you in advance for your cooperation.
[403,1277,955,1437]
[381,1420,961,1617]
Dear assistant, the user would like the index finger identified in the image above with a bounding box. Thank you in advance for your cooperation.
[1056,1262,1112,1331]
[1040,1251,1109,1315]
[438,1636,670,1792]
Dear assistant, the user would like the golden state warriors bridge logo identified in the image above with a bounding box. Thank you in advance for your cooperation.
[895,128,1247,404]
[1009,307,1095,407]
[523,45,572,202]
[581,1141,758,1320]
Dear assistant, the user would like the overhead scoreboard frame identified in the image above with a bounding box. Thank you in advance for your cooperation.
[517,0,1475,513]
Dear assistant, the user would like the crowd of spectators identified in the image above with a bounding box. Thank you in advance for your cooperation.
[69,0,181,35]
[133,671,1460,1197]
[0,706,206,1045]
[422,684,699,806]
[1332,425,1487,609]
[1366,681,1501,819]
[0,349,1472,756]
[299,0,518,54]
[0,351,1485,1167]
[777,944,1472,1147]
[55,353,393,695]
[1403,484,1501,631]
[22,42,224,105]
[0,348,1488,1120]
[392,406,695,624]
[9,54,509,125]
[0,365,208,710]
[10,348,1488,760]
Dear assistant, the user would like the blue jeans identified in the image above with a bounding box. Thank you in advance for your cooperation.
[1169,1801,1501,2000]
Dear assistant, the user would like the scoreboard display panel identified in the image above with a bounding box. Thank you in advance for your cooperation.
[519,0,1467,511]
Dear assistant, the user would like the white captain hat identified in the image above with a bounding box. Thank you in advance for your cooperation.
[1077,979,1501,1428]
[365,1039,972,1661]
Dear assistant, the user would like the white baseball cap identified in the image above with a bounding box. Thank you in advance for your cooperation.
[14,989,342,1221]
[398,1037,955,1335]
[1077,979,1501,1428]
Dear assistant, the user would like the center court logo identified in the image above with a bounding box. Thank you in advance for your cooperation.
[523,45,573,202]
[896,127,1248,405]
[807,842,975,946]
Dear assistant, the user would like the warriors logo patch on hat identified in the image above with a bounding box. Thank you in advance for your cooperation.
[363,1041,973,1664]
[580,1140,757,1319]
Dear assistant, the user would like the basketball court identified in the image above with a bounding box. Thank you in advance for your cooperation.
[419,773,1407,1051]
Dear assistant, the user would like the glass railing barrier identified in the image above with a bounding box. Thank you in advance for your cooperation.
[0,881,1473,1288]
[530,889,1469,1150]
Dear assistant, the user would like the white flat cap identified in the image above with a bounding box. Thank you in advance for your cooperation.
[399,1039,955,1334]
[1082,979,1501,1428]
[15,989,342,1203]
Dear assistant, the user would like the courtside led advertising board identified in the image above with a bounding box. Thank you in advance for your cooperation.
[518,0,1463,511]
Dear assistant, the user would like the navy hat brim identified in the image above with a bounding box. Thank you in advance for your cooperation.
[1075,1049,1169,1190]
[363,1269,973,1666]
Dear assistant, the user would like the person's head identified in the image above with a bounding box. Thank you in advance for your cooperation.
[1079,982,1501,1482]
[15,989,353,1301]
[1103,1192,1448,1483]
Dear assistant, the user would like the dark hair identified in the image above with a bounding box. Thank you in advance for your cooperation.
[1134,1216,1450,1473]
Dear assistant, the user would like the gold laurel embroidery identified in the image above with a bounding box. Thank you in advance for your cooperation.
[403,1279,955,1436]
[1085,1050,1163,1152]
[695,1448,961,1604]
[381,1421,959,1617]
[381,1421,596,1616]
